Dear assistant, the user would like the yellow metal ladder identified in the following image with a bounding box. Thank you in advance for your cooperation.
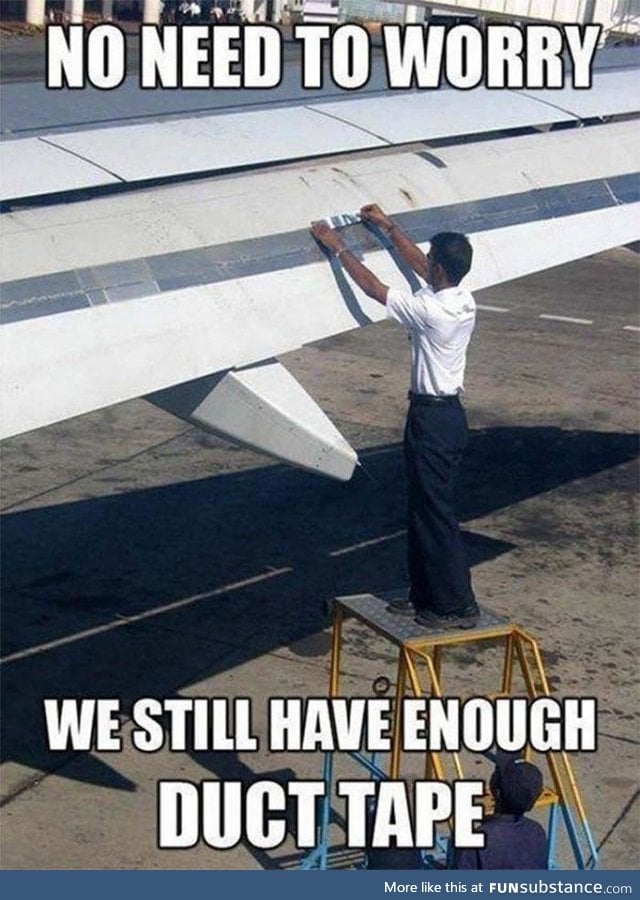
[303,592,598,870]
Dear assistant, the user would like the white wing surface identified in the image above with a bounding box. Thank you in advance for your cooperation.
[2,68,637,204]
[1,80,639,479]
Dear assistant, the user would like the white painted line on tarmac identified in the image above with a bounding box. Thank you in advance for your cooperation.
[539,314,593,325]
[623,325,640,332]
[477,305,510,313]
[330,528,406,557]
[0,566,293,665]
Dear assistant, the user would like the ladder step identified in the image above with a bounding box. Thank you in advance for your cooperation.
[535,787,560,808]
[481,786,559,813]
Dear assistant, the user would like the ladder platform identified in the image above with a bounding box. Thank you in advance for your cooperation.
[482,786,559,813]
[335,591,510,647]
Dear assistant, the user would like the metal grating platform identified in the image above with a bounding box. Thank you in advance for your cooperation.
[335,590,510,646]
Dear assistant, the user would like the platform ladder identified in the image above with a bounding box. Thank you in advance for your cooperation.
[302,592,599,871]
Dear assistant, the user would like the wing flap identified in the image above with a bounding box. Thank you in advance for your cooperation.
[38,106,383,186]
[322,70,640,144]
[0,138,120,201]
[518,69,640,119]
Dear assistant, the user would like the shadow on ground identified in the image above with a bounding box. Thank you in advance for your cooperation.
[1,426,637,825]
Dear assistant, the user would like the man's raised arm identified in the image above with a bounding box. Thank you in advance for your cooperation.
[310,221,389,305]
[360,204,428,281]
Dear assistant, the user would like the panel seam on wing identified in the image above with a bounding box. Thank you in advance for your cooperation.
[512,89,583,125]
[38,136,127,184]
[305,104,393,145]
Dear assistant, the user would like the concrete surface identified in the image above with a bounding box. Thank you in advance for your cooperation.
[1,246,638,869]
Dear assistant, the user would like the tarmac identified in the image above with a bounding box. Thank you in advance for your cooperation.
[1,245,638,869]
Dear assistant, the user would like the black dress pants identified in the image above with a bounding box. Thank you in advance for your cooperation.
[403,394,476,615]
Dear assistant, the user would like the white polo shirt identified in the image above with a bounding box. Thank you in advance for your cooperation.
[386,284,476,396]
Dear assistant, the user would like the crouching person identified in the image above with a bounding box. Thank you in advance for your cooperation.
[453,754,548,870]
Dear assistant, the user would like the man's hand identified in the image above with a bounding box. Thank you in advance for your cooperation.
[311,221,344,255]
[363,202,428,281]
[361,203,394,233]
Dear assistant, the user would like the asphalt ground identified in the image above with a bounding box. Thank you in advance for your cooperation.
[1,245,638,869]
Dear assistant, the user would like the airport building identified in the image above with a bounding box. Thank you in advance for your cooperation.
[13,0,640,35]
[306,0,639,35]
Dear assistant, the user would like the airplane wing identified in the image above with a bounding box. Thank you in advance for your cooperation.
[1,69,639,479]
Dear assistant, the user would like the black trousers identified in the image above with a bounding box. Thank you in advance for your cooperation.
[403,394,475,615]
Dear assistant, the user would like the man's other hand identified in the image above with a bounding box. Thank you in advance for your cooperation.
[311,221,344,254]
[361,204,394,232]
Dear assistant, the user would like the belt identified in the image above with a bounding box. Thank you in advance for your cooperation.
[408,391,461,406]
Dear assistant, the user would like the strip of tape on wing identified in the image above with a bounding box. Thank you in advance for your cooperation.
[325,212,363,229]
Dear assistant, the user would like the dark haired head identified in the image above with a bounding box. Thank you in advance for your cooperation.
[491,753,543,817]
[429,232,473,286]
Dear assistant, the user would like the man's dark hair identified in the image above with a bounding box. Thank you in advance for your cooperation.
[430,232,473,285]
[492,757,543,817]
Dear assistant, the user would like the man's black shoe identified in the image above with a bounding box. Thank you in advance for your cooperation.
[387,598,416,617]
[415,605,480,631]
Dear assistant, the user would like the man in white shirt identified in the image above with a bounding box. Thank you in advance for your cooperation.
[311,205,479,629]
